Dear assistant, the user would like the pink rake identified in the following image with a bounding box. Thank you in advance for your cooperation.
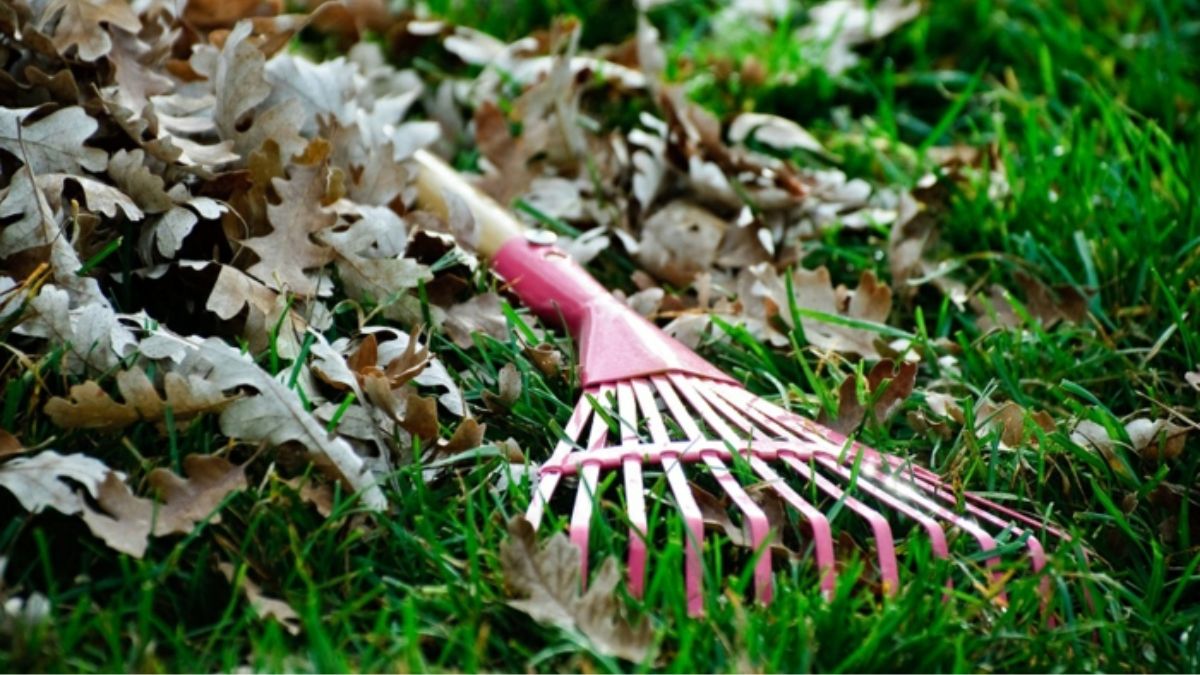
[415,150,1066,616]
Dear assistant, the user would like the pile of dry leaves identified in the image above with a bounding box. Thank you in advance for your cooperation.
[0,0,1191,656]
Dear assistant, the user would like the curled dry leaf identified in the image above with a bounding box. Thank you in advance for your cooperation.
[501,516,651,663]
[739,264,892,356]
[44,368,232,432]
[818,359,917,435]
[242,160,336,296]
[977,401,1055,448]
[37,0,142,62]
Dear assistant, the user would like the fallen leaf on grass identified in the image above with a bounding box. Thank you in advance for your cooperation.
[45,368,232,432]
[81,455,249,557]
[501,516,651,663]
[443,293,511,349]
[818,360,917,435]
[798,0,921,75]
[159,333,386,510]
[217,562,302,635]
[0,450,110,515]
[1072,417,1189,464]
[1187,370,1200,391]
[740,264,892,356]
[976,401,1055,448]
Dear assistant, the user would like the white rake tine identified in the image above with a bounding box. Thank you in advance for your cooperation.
[635,379,705,616]
[617,381,648,598]
[686,382,837,593]
[527,395,593,528]
[570,385,614,587]
[670,375,773,604]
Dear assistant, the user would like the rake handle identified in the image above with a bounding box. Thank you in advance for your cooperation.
[413,149,734,387]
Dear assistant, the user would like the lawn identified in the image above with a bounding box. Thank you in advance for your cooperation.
[1,0,1198,672]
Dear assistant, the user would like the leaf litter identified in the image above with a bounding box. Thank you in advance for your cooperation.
[0,0,1191,659]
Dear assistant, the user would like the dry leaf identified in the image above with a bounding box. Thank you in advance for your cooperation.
[637,201,727,287]
[443,293,510,350]
[157,333,386,510]
[501,516,651,662]
[1073,416,1189,464]
[243,161,336,296]
[728,112,824,155]
[0,106,107,174]
[977,401,1054,448]
[80,473,154,558]
[37,0,141,61]
[217,562,301,635]
[45,368,231,431]
[1187,370,1200,391]
[0,430,26,459]
[798,0,921,75]
[148,454,248,535]
[819,360,917,435]
[0,450,110,515]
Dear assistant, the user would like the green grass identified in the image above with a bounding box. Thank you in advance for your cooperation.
[3,0,1200,672]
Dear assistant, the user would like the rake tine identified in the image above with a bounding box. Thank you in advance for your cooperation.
[570,385,615,588]
[684,382,838,593]
[634,379,706,616]
[526,397,594,528]
[749,456,838,594]
[669,375,773,604]
[616,382,649,598]
[709,384,902,590]
[780,453,902,592]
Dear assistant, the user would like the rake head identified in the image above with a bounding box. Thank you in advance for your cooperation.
[491,238,1067,616]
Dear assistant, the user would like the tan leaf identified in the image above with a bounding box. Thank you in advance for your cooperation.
[147,454,248,536]
[525,343,564,379]
[204,263,313,359]
[438,417,484,456]
[318,207,431,316]
[45,368,231,432]
[637,201,727,287]
[0,450,110,515]
[37,0,141,61]
[81,473,153,558]
[819,360,917,435]
[977,401,1054,448]
[243,161,336,296]
[443,293,510,350]
[217,562,301,636]
[35,174,143,221]
[501,516,651,663]
[484,363,522,409]
[0,106,107,174]
[1187,370,1200,392]
[742,264,892,356]
[728,112,824,155]
[0,430,25,459]
[155,333,386,510]
[400,393,439,442]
